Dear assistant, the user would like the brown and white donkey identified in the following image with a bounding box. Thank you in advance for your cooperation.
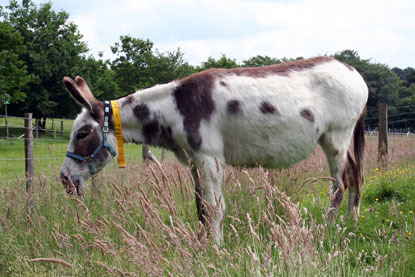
[61,57,368,245]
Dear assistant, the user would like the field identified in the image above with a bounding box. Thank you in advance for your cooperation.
[0,135,415,276]
[0,116,72,182]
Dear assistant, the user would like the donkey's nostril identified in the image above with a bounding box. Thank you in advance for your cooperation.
[61,172,71,189]
[60,172,70,181]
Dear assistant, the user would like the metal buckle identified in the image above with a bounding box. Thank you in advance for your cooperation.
[103,122,109,133]
[84,156,93,163]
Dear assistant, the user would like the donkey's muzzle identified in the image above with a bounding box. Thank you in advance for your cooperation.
[60,172,82,196]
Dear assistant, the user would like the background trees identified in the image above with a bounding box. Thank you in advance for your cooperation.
[1,0,89,121]
[0,20,30,107]
[334,50,415,129]
[1,1,415,129]
[110,36,194,93]
[110,36,155,93]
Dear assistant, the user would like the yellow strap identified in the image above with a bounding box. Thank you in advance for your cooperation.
[110,100,126,168]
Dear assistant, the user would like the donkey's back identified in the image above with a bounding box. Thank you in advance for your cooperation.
[189,57,368,169]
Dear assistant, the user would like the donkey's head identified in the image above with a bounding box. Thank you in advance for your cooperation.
[60,76,117,195]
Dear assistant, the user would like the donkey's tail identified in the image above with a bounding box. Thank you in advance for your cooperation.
[344,109,365,208]
[353,109,365,187]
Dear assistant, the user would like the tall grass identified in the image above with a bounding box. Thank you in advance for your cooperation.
[0,136,414,276]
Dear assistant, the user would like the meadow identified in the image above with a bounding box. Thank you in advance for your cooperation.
[0,134,414,276]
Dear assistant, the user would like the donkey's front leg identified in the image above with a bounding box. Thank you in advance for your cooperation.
[191,155,225,245]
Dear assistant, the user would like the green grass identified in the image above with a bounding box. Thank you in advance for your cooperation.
[0,116,74,182]
[0,139,69,182]
[0,116,74,139]
[1,133,415,275]
[0,153,414,276]
[0,141,166,183]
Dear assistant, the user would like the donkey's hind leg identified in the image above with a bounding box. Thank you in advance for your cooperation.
[319,130,354,220]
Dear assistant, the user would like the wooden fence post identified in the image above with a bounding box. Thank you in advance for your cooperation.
[61,121,64,137]
[25,113,35,208]
[378,103,388,168]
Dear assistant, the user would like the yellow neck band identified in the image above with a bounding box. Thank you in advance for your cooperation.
[110,100,126,168]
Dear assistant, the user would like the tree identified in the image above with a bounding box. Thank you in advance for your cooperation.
[334,49,415,129]
[111,37,196,93]
[392,67,415,86]
[364,63,401,107]
[199,54,239,70]
[242,55,282,67]
[152,48,195,84]
[405,69,415,87]
[111,36,155,93]
[334,50,370,70]
[72,55,121,102]
[0,20,30,109]
[3,0,88,119]
[242,55,305,67]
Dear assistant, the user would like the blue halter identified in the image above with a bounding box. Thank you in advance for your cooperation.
[66,101,117,175]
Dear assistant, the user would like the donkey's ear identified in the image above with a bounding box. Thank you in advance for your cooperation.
[63,76,93,110]
[63,76,97,111]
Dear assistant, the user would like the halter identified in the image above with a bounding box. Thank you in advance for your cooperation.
[66,101,117,175]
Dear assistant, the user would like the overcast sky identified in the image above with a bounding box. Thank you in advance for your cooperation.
[2,0,414,68]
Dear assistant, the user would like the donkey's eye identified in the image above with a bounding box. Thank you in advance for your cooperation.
[76,132,90,140]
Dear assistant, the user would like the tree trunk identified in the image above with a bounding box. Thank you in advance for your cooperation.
[34,116,48,136]
[41,117,47,132]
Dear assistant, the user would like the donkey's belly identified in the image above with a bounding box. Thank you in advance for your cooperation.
[222,130,318,169]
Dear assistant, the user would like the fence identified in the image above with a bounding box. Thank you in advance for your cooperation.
[364,104,415,132]
[1,104,415,185]
[0,114,71,184]
[0,114,160,185]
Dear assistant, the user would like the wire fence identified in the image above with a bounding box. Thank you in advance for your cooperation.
[0,115,162,184]
[1,105,415,185]
[364,104,415,131]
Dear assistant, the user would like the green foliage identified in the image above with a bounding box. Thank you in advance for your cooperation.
[111,36,155,92]
[242,55,304,67]
[2,0,88,118]
[72,55,121,102]
[111,36,196,92]
[406,69,415,86]
[242,55,282,67]
[334,50,415,128]
[1,145,415,275]
[199,54,239,70]
[152,48,196,83]
[0,20,30,108]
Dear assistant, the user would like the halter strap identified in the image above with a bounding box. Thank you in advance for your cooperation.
[66,101,119,175]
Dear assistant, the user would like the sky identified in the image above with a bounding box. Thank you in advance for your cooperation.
[2,0,415,68]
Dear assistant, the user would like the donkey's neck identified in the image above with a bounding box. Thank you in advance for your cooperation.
[116,82,179,147]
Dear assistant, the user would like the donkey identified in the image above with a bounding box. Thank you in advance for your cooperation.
[60,56,368,245]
